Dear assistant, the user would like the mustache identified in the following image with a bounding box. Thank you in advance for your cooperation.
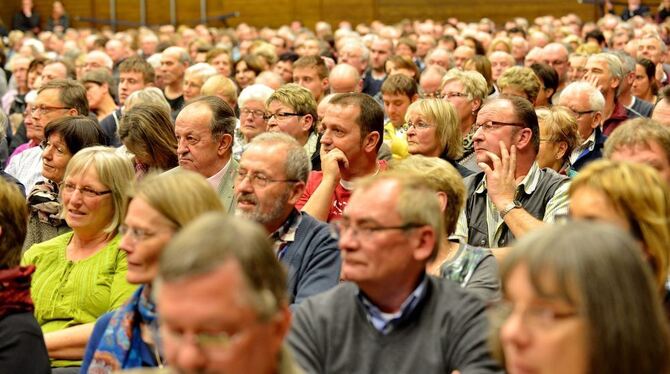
[237,192,258,205]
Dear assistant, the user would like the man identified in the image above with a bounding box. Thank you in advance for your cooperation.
[338,42,368,77]
[41,59,75,83]
[381,74,418,160]
[489,51,515,84]
[328,63,362,94]
[455,95,569,248]
[173,96,238,211]
[424,47,452,70]
[2,56,31,115]
[419,65,446,98]
[235,133,341,305]
[542,43,569,95]
[653,86,670,126]
[296,93,385,222]
[637,36,667,84]
[292,55,329,103]
[584,53,628,136]
[274,52,299,84]
[289,173,502,373]
[363,37,393,97]
[83,50,113,74]
[157,212,302,373]
[511,36,529,66]
[605,118,670,185]
[453,45,475,70]
[567,52,588,82]
[99,56,155,146]
[558,81,607,173]
[161,46,191,116]
[6,79,89,193]
[523,47,543,67]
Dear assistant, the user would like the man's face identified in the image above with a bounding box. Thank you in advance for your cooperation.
[419,73,442,98]
[211,53,232,77]
[273,60,293,83]
[490,52,514,82]
[161,51,187,85]
[473,99,523,166]
[321,104,368,165]
[584,57,617,96]
[638,38,664,64]
[13,58,30,90]
[338,45,367,74]
[235,144,300,232]
[293,66,326,102]
[542,46,569,83]
[32,88,70,137]
[611,34,630,51]
[425,49,450,69]
[652,100,670,126]
[453,47,474,69]
[416,35,434,58]
[118,71,146,105]
[41,63,67,84]
[302,39,321,57]
[558,90,599,141]
[370,40,392,71]
[609,141,670,185]
[567,55,588,82]
[174,104,224,178]
[159,261,290,374]
[105,42,125,63]
[183,72,205,102]
[83,55,107,74]
[382,93,413,127]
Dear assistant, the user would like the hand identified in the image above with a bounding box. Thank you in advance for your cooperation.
[655,62,665,83]
[478,141,518,210]
[321,147,348,182]
[584,73,603,93]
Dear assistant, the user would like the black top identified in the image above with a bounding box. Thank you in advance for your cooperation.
[12,10,40,33]
[0,313,50,374]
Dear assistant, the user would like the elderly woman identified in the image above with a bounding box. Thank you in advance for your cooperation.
[21,146,137,371]
[24,116,107,250]
[234,83,274,159]
[118,103,178,177]
[497,66,542,106]
[201,74,238,110]
[405,98,472,177]
[81,170,224,372]
[535,106,580,174]
[182,62,218,102]
[495,222,670,373]
[440,69,489,171]
[0,179,50,373]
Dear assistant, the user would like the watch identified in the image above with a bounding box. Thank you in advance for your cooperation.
[500,200,522,219]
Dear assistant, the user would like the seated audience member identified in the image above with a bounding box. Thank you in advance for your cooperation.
[454,45,476,70]
[234,83,273,159]
[569,160,670,291]
[274,52,299,84]
[6,79,89,194]
[567,52,588,83]
[161,46,191,117]
[118,103,178,177]
[292,55,330,103]
[584,53,628,136]
[157,213,300,373]
[2,55,31,116]
[289,172,502,373]
[182,62,218,102]
[200,74,238,110]
[363,37,393,97]
[653,86,670,126]
[0,178,50,374]
[381,74,419,159]
[123,87,171,113]
[419,65,447,98]
[82,51,113,75]
[541,43,569,95]
[6,92,40,163]
[385,55,420,82]
[604,118,670,185]
[21,147,137,370]
[463,56,494,96]
[455,95,569,249]
[329,63,362,94]
[612,50,654,119]
[266,83,319,162]
[296,93,386,222]
[81,69,117,121]
[535,106,580,174]
[392,156,500,301]
[497,66,542,106]
[206,48,233,77]
[489,51,516,86]
[173,96,238,211]
[495,222,670,374]
[633,58,658,104]
[235,133,340,305]
[558,81,607,174]
[440,69,489,171]
[234,54,264,91]
[255,70,284,90]
[405,98,471,177]
[81,170,224,372]
[24,116,107,250]
[529,62,559,107]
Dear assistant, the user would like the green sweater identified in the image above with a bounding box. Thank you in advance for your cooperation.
[22,232,137,368]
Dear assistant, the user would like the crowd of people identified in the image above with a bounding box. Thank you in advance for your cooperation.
[2,0,670,372]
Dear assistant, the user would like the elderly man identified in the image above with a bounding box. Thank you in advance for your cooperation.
[288,172,502,373]
[329,63,362,94]
[558,81,607,173]
[83,50,113,74]
[637,35,668,84]
[612,51,654,118]
[157,213,302,373]
[455,95,569,249]
[489,51,515,84]
[453,45,475,70]
[584,53,628,135]
[161,46,191,116]
[419,65,446,98]
[6,79,89,193]
[338,41,368,77]
[296,93,386,222]
[542,43,569,95]
[173,96,238,211]
[235,133,340,306]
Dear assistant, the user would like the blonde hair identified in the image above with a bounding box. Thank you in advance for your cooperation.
[497,66,542,103]
[405,98,463,160]
[604,118,670,161]
[201,75,238,105]
[441,68,488,102]
[125,87,171,112]
[536,106,581,164]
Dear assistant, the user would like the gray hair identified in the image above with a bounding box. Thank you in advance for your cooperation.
[184,62,218,82]
[560,81,605,112]
[248,132,311,182]
[610,50,635,75]
[238,83,275,109]
[86,50,113,70]
[590,53,624,81]
[125,87,171,113]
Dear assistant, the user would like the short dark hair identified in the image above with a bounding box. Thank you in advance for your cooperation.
[119,56,155,84]
[44,116,107,154]
[496,94,540,153]
[186,95,236,139]
[530,62,559,99]
[329,93,384,152]
[381,73,418,98]
[38,79,89,116]
[278,52,300,63]
[0,178,28,267]
[293,55,329,80]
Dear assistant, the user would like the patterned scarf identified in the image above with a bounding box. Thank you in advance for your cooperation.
[0,265,35,319]
[88,285,158,373]
[27,180,65,227]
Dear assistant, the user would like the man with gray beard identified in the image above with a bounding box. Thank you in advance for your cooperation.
[234,132,341,307]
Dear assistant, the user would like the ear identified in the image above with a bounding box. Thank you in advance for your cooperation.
[412,225,437,263]
[470,97,482,113]
[269,304,292,347]
[321,77,330,93]
[287,181,306,205]
[515,127,533,150]
[362,131,381,153]
[300,114,315,133]
[592,111,603,128]
[556,141,569,160]
[610,76,621,91]
[67,108,79,116]
[436,191,448,213]
[217,133,233,156]
[356,79,363,93]
[545,87,555,100]
[410,93,419,103]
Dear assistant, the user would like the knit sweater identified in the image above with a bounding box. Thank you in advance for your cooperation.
[288,278,503,374]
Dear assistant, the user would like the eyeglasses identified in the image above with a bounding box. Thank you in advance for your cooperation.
[235,170,299,188]
[407,120,433,130]
[569,109,595,119]
[473,120,526,133]
[492,300,579,330]
[119,224,172,243]
[263,112,303,121]
[240,108,267,119]
[32,104,71,115]
[161,324,253,356]
[329,219,425,240]
[441,92,469,100]
[61,182,111,198]
[545,59,567,66]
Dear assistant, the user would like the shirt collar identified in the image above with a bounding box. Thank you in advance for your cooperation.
[206,159,231,190]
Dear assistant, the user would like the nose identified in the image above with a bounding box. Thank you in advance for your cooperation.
[42,145,52,160]
[500,308,531,349]
[176,138,188,155]
[235,174,254,193]
[118,231,134,254]
[175,340,207,372]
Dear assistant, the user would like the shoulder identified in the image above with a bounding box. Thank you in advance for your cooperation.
[23,232,73,264]
[294,283,357,320]
[0,313,43,337]
[427,276,487,313]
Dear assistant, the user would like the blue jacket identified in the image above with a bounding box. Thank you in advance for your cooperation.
[571,127,607,172]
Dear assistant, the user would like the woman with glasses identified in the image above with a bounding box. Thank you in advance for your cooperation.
[405,98,473,177]
[233,84,274,160]
[22,147,137,372]
[24,116,107,250]
[81,170,224,373]
[535,107,580,174]
[494,222,670,374]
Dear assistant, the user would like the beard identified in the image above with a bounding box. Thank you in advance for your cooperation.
[236,188,292,226]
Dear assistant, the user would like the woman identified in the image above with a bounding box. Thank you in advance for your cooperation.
[182,62,218,102]
[535,106,580,174]
[22,146,137,371]
[81,69,117,121]
[206,48,233,77]
[632,58,658,104]
[495,222,670,374]
[118,103,178,177]
[405,98,472,177]
[234,83,273,159]
[47,1,69,32]
[569,160,670,291]
[81,170,225,372]
[24,116,107,250]
[497,66,542,106]
[234,54,264,90]
[201,74,238,110]
[0,179,50,373]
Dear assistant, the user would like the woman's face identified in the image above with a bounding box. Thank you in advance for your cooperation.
[84,82,107,110]
[235,61,256,89]
[211,53,232,77]
[569,187,631,231]
[536,121,566,171]
[41,133,72,183]
[632,64,651,98]
[500,263,589,374]
[406,110,442,157]
[62,166,115,234]
[28,65,44,90]
[182,72,204,102]
[239,99,268,142]
[119,196,176,284]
